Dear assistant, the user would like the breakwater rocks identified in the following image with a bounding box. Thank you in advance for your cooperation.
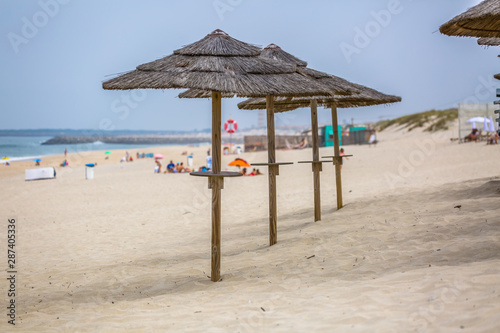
[42,136,213,145]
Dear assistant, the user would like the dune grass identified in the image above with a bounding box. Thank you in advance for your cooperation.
[376,108,458,132]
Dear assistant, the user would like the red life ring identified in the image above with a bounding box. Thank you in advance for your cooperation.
[224,119,238,134]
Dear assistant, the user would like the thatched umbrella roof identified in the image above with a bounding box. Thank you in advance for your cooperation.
[495,73,500,80]
[238,81,401,111]
[477,37,500,46]
[235,44,400,111]
[440,0,500,38]
[103,29,348,97]
[177,43,361,99]
[259,43,308,66]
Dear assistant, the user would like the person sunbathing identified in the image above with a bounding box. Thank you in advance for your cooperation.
[464,128,479,142]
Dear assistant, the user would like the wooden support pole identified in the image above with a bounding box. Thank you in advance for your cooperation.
[310,100,321,221]
[266,95,278,246]
[331,105,343,210]
[211,91,222,282]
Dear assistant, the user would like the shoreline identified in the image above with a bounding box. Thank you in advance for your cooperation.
[0,141,212,163]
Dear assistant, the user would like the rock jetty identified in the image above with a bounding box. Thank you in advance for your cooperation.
[42,136,212,145]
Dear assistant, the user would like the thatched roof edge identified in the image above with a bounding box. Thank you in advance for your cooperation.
[440,0,500,38]
[477,37,500,46]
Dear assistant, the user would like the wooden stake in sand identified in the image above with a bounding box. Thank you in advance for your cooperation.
[310,100,322,221]
[331,105,343,210]
[297,100,329,221]
[267,96,278,245]
[191,91,242,281]
[252,95,293,245]
[210,91,222,281]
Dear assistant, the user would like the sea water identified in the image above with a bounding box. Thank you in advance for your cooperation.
[0,136,208,162]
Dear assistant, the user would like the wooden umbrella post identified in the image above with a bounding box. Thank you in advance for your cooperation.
[310,100,322,221]
[331,105,343,210]
[210,91,222,282]
[266,95,278,246]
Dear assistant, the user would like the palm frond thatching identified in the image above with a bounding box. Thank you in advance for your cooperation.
[238,80,402,111]
[477,37,500,45]
[495,73,500,80]
[440,0,500,38]
[103,29,349,98]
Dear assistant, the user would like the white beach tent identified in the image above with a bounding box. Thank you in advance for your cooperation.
[25,167,56,181]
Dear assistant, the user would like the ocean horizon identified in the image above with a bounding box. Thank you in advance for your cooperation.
[0,136,210,162]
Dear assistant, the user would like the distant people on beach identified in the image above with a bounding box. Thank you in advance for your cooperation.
[155,159,162,173]
[464,128,479,142]
[488,132,499,145]
[167,160,175,172]
[60,160,68,167]
[206,154,212,171]
[240,168,262,176]
[339,148,348,170]
[64,148,67,157]
[293,137,308,149]
[369,133,377,147]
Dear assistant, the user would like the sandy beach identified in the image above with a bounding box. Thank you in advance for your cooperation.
[1,123,500,332]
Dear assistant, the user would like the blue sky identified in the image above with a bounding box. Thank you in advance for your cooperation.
[1,0,498,131]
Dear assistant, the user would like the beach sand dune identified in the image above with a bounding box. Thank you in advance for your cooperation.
[1,125,499,332]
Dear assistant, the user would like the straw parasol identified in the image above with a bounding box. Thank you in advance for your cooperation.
[103,30,341,282]
[495,73,500,80]
[238,83,402,111]
[104,31,342,97]
[440,0,500,38]
[477,37,500,46]
[173,40,357,248]
[237,45,401,220]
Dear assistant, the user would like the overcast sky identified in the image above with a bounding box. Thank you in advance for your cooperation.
[1,0,498,131]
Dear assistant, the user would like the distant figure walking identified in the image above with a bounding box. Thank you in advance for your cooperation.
[339,148,348,170]
[206,154,212,171]
[369,133,377,147]
[64,148,67,157]
[155,159,162,173]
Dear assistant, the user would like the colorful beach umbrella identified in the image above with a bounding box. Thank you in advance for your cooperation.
[154,154,163,159]
[105,151,112,155]
[33,158,42,162]
[228,158,251,167]
[2,156,9,160]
